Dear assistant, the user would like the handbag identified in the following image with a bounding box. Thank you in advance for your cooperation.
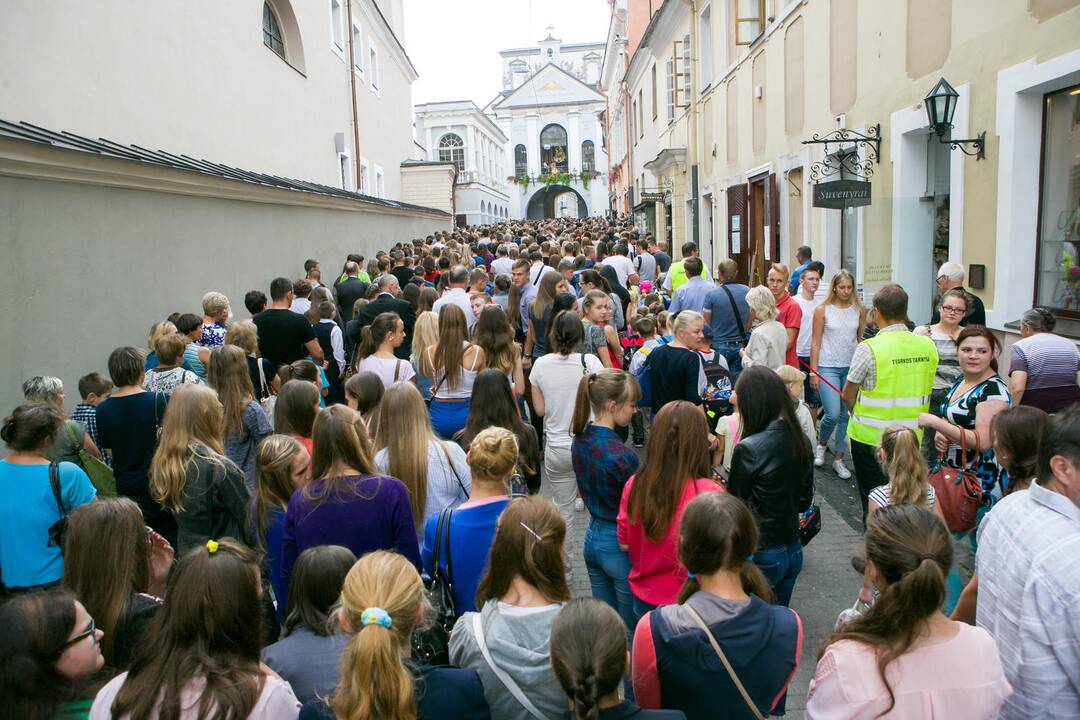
[46,462,69,553]
[67,422,115,497]
[929,427,982,533]
[683,604,766,720]
[799,502,821,546]
[413,508,456,666]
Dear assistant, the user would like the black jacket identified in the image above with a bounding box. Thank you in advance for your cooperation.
[335,277,369,324]
[350,293,415,360]
[727,419,813,548]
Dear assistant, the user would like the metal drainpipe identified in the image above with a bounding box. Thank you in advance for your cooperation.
[345,0,362,190]
[622,42,633,216]
[685,0,700,252]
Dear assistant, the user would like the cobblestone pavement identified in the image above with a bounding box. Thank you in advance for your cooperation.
[543,451,867,719]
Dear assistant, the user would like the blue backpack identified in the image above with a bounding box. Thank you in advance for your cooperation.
[634,338,669,409]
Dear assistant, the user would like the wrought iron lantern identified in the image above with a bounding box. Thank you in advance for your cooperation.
[923,77,986,160]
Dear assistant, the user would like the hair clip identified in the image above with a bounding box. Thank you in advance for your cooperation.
[205,539,219,554]
[519,522,542,541]
[360,607,392,629]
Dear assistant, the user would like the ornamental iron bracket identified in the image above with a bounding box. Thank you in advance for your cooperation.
[940,130,986,160]
[801,124,881,182]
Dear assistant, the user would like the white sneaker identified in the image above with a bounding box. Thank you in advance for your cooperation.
[574,497,585,512]
[833,459,852,480]
[814,445,827,467]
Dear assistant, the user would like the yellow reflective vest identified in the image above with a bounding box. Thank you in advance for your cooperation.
[847,330,938,447]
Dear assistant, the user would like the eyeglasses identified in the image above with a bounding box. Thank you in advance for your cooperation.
[57,618,97,654]
[941,305,966,314]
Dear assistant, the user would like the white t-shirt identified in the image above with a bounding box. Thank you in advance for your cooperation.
[529,352,604,449]
[603,255,636,288]
[91,673,300,719]
[490,257,513,277]
[355,354,416,389]
[433,288,477,330]
[794,293,820,358]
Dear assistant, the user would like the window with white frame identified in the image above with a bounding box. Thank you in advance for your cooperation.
[338,152,351,190]
[438,133,465,172]
[374,165,385,197]
[665,56,676,122]
[514,144,528,176]
[698,5,713,90]
[638,90,644,137]
[369,44,380,92]
[581,140,595,173]
[359,158,370,194]
[330,0,344,52]
[351,21,363,74]
[651,64,658,119]
[680,35,691,107]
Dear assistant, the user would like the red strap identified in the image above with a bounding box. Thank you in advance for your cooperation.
[797,358,843,396]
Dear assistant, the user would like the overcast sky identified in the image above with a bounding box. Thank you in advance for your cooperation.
[404,0,612,108]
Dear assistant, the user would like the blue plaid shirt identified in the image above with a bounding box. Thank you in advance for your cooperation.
[71,403,109,466]
[571,424,639,523]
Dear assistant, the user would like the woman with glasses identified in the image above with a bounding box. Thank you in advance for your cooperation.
[0,590,105,719]
[915,287,967,461]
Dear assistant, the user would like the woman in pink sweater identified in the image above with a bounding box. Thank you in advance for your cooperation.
[617,401,722,622]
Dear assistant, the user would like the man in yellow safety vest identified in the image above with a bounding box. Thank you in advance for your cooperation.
[842,284,938,524]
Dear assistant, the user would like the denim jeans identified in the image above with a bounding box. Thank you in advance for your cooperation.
[714,341,743,381]
[632,595,657,625]
[816,366,850,455]
[798,356,821,406]
[584,519,636,635]
[754,539,803,608]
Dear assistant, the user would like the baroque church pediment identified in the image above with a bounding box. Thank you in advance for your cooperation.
[493,62,604,111]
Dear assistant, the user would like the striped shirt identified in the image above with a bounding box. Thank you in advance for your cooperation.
[976,481,1080,719]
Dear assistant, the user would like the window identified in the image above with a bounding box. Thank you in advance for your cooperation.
[699,5,713,90]
[438,133,465,172]
[582,141,595,173]
[651,64,658,119]
[263,3,285,59]
[359,158,370,194]
[638,90,644,137]
[540,124,568,174]
[1035,83,1080,316]
[369,44,379,92]
[665,57,676,122]
[351,22,363,74]
[338,152,351,190]
[680,35,691,107]
[375,165,385,197]
[631,99,637,143]
[330,0,344,51]
[736,0,765,46]
[514,144,528,176]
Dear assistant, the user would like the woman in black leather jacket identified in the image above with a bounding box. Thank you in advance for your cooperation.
[727,366,814,607]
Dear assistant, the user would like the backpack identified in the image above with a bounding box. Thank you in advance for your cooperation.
[634,338,668,409]
[620,327,644,369]
[699,351,734,420]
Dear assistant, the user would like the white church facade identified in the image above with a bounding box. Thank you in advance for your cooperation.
[414,100,511,226]
[487,32,609,220]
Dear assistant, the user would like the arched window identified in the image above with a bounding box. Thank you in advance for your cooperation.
[581,140,595,174]
[540,124,568,174]
[263,2,285,59]
[438,133,465,172]
[514,144,528,176]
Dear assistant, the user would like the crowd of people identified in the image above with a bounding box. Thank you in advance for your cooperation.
[1,217,1079,719]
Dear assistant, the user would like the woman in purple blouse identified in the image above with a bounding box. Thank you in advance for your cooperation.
[281,405,419,593]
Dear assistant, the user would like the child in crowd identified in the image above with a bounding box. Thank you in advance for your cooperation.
[776,365,817,449]
[491,275,511,310]
[470,292,491,322]
[627,315,663,448]
[695,327,733,431]
[713,390,741,477]
[343,371,384,439]
[72,372,113,465]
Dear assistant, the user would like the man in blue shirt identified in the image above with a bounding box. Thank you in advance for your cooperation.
[789,245,814,294]
[668,257,713,314]
[702,258,751,379]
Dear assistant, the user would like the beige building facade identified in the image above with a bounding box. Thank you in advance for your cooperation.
[611,0,1080,337]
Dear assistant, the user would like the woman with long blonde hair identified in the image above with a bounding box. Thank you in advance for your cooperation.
[149,384,251,555]
[281,406,420,594]
[809,268,866,480]
[374,383,471,541]
[420,305,485,439]
[410,310,440,399]
[300,551,489,720]
[209,345,272,491]
[252,434,310,623]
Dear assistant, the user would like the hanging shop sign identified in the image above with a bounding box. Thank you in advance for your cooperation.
[639,191,667,204]
[813,179,872,209]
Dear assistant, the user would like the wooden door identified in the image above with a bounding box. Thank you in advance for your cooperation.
[748,177,766,286]
[726,183,749,283]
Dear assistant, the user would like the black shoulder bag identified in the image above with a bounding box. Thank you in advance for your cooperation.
[46,462,68,553]
[413,507,456,666]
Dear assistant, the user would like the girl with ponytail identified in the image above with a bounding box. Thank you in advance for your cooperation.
[570,369,641,631]
[355,312,415,389]
[806,505,1010,719]
[551,599,685,720]
[299,551,489,720]
[632,493,801,720]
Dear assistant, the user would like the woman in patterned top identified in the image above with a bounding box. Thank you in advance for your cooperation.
[142,333,201,396]
[914,287,967,462]
[918,325,1010,613]
[198,291,230,348]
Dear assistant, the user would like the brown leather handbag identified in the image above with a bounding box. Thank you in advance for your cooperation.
[930,427,982,532]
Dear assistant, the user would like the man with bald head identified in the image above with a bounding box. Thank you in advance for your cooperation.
[334,261,368,328]
[350,274,415,361]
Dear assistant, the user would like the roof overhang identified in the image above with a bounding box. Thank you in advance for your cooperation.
[643,147,687,174]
